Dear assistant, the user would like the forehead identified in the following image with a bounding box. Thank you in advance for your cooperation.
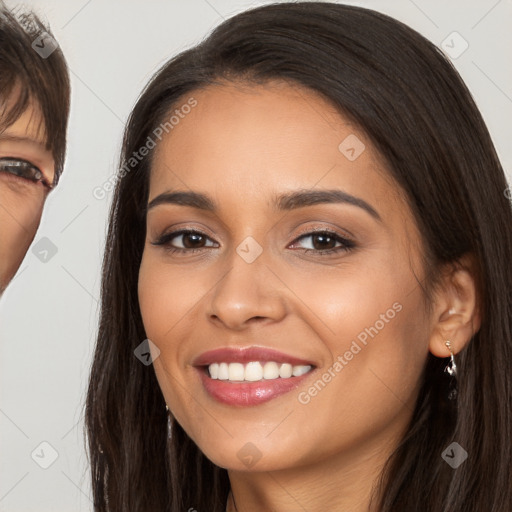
[149,80,398,213]
[0,95,46,143]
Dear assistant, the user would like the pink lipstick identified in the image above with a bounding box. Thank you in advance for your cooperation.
[193,346,315,407]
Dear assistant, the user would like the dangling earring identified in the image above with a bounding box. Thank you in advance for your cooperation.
[444,340,458,400]
[444,340,457,376]
[165,404,171,439]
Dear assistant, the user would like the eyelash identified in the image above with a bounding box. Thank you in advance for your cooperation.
[151,228,356,256]
[0,158,51,188]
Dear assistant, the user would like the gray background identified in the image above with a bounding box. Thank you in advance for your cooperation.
[0,0,510,510]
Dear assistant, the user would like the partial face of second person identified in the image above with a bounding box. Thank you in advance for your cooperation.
[0,98,55,294]
[138,80,437,475]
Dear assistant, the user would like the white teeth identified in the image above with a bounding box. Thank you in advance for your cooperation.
[209,362,219,379]
[245,361,263,381]
[292,365,311,377]
[208,361,312,382]
[279,363,293,378]
[228,362,245,381]
[263,361,280,379]
[218,362,229,380]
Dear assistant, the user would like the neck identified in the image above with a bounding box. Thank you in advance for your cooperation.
[225,418,407,512]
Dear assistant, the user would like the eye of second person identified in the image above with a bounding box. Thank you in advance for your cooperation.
[0,158,46,185]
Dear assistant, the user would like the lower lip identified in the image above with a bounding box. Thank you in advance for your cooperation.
[197,368,314,406]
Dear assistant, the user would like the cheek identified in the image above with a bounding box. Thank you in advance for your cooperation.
[138,251,202,342]
[271,259,430,452]
[0,186,44,236]
[0,193,43,285]
[137,251,205,429]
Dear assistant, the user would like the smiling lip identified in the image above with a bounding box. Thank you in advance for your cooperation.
[192,346,315,367]
[193,346,316,407]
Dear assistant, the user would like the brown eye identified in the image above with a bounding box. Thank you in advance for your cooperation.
[0,158,49,187]
[289,229,356,255]
[152,229,218,254]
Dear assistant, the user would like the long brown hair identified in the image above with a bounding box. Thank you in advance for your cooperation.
[85,3,512,510]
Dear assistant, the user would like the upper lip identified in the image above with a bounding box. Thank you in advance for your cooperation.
[192,346,316,367]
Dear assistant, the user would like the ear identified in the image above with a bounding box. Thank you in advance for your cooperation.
[428,253,481,358]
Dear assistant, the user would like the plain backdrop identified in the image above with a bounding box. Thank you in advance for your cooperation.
[0,0,510,510]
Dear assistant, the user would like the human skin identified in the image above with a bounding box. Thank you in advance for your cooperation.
[0,101,55,295]
[138,80,479,511]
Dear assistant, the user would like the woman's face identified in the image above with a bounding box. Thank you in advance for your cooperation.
[0,100,54,294]
[138,80,433,472]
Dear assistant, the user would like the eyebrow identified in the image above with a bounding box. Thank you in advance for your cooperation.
[147,188,381,221]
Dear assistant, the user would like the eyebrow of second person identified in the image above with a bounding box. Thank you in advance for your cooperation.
[147,189,382,222]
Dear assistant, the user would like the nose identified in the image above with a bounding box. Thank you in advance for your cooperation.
[206,247,287,330]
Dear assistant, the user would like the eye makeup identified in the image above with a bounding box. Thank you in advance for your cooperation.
[151,226,356,257]
[0,157,53,189]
